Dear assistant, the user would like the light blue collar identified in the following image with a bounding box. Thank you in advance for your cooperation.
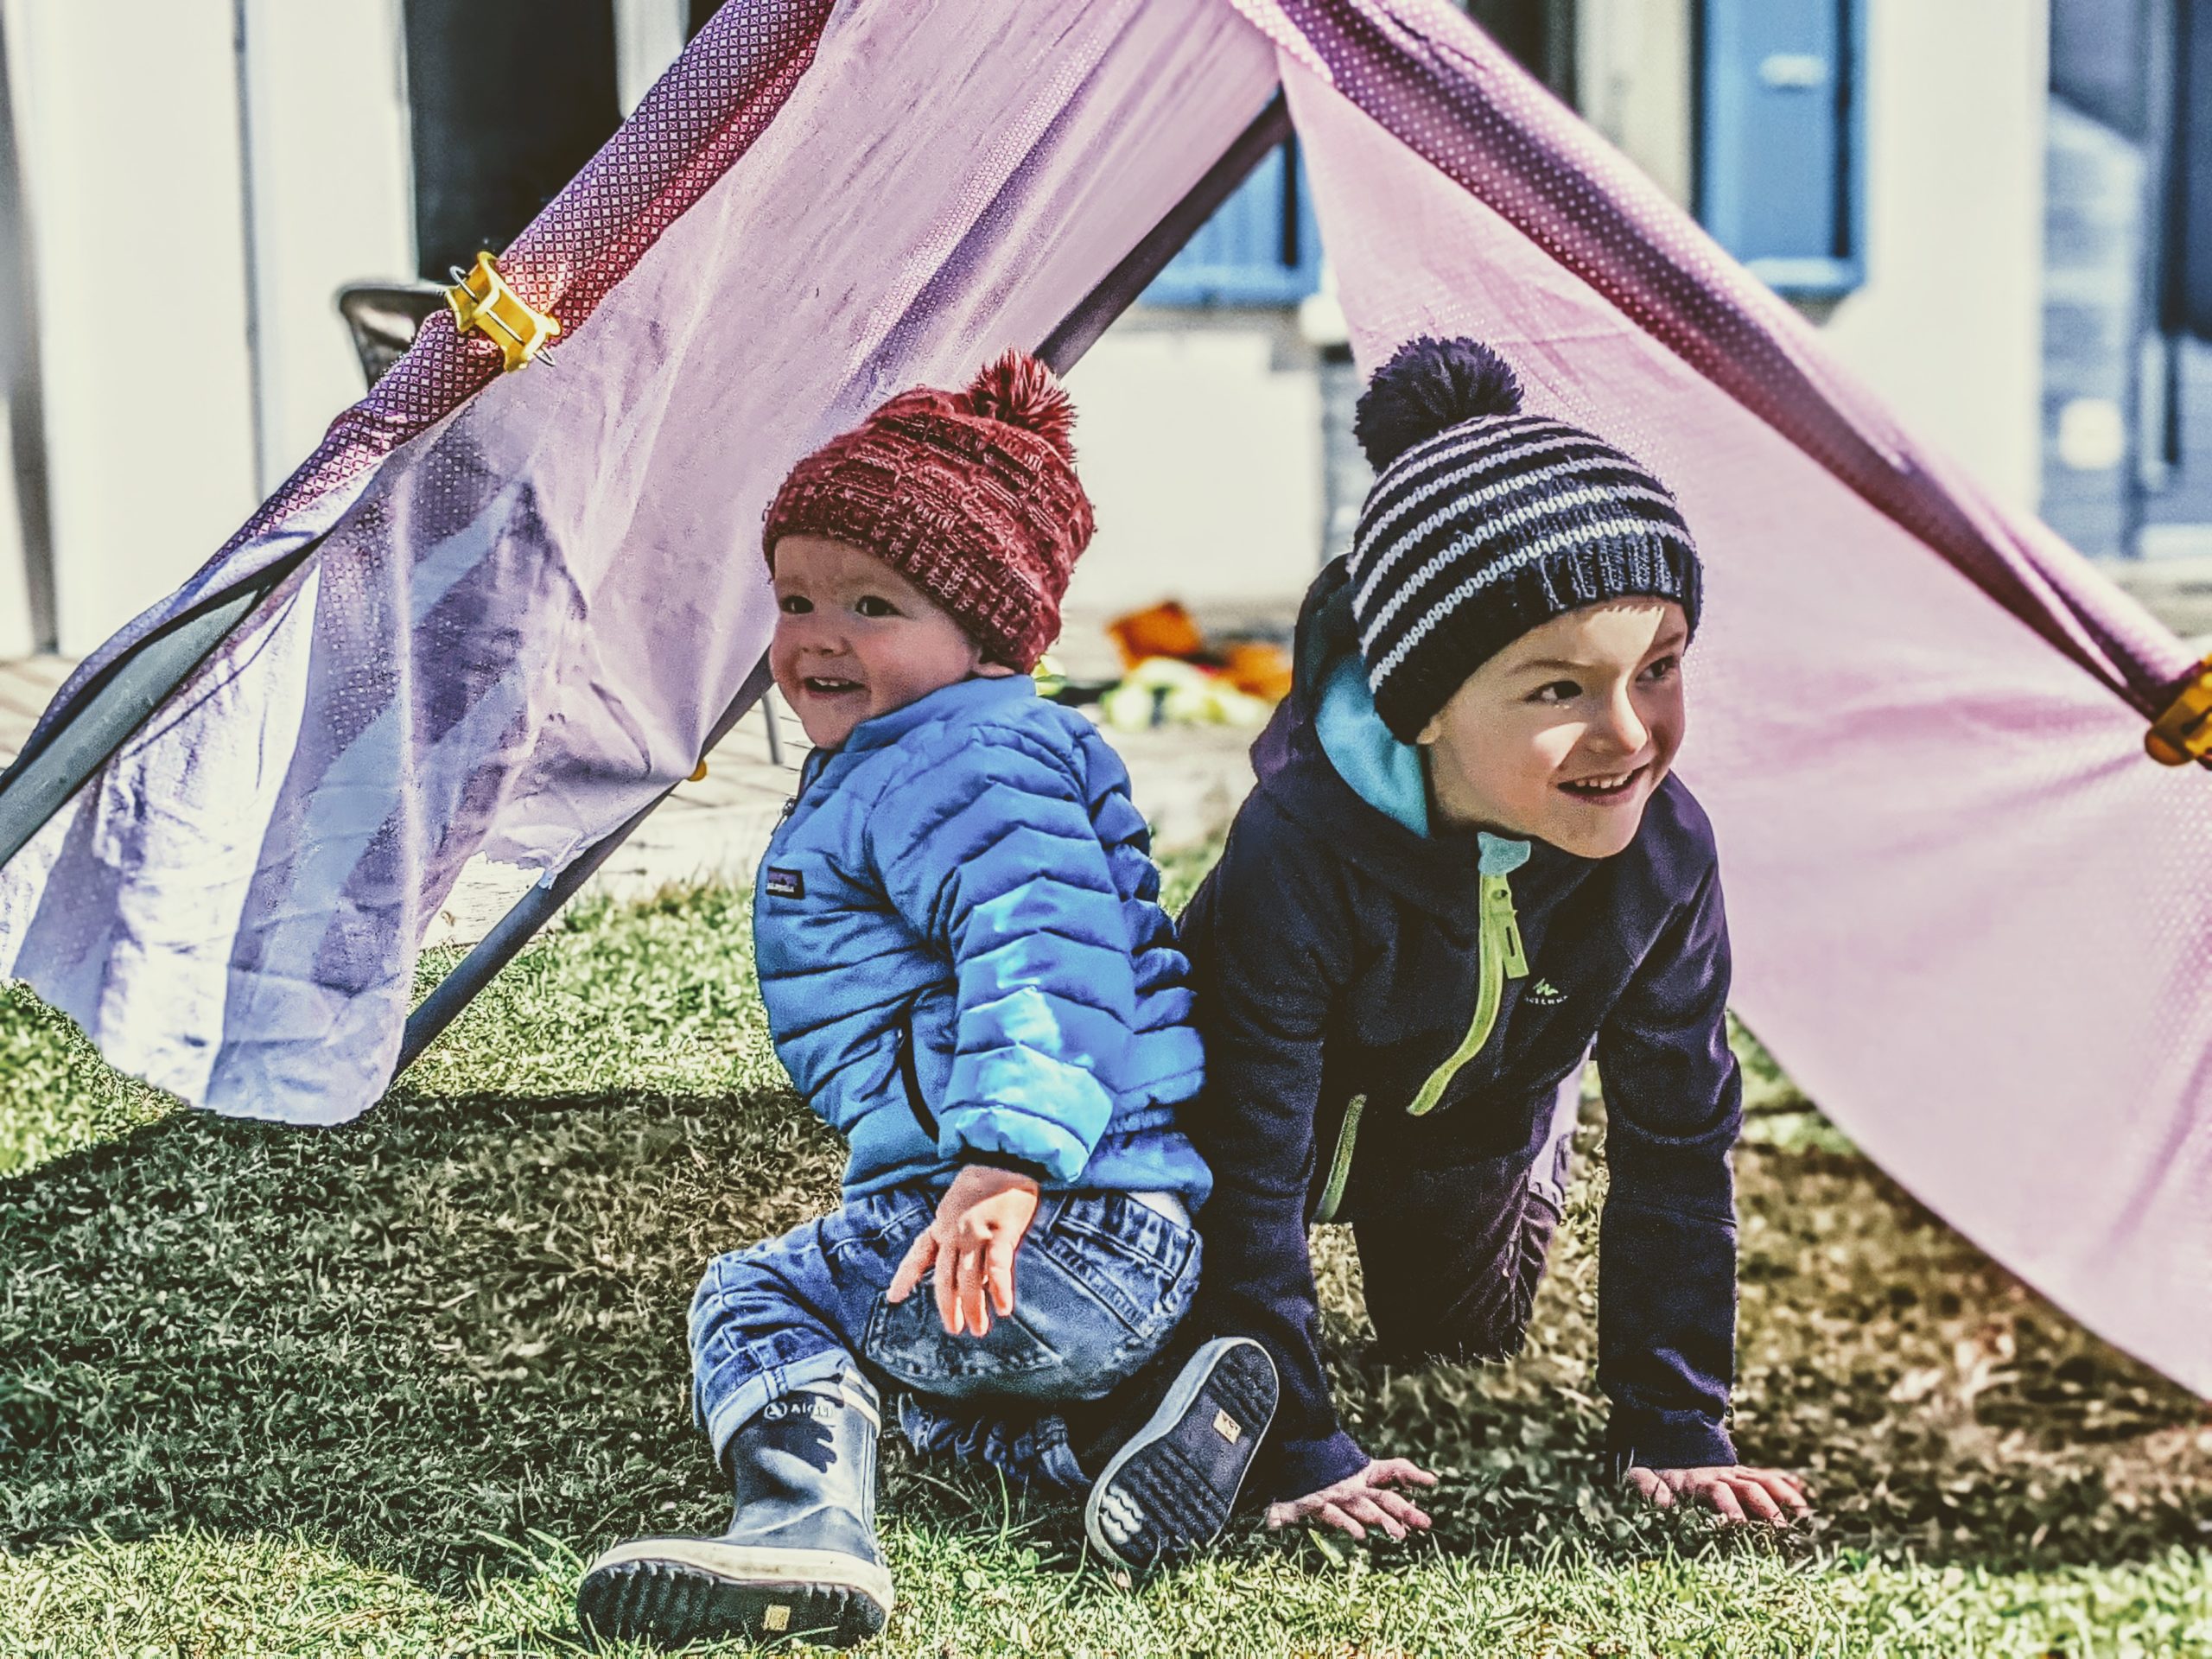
[1316,653,1530,878]
[1479,830,1531,876]
[1316,655,1428,834]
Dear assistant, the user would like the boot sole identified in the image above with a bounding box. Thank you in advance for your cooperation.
[576,1538,893,1649]
[1083,1336,1279,1573]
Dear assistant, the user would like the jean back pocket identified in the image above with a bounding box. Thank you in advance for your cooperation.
[861,1194,1199,1404]
[1029,1192,1200,1340]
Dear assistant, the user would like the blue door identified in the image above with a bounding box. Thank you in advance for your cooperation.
[1143,138,1324,308]
[1697,0,1865,296]
[2179,0,2212,341]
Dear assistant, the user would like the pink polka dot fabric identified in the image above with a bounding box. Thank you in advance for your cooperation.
[1237,0,2193,712]
[245,0,834,552]
[4,0,2202,1398]
[1262,2,2210,1399]
[0,0,1277,1123]
[36,0,835,720]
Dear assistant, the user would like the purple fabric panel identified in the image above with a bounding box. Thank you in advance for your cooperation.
[0,0,1280,1122]
[1243,0,2193,712]
[24,0,835,747]
[1287,71,2211,1398]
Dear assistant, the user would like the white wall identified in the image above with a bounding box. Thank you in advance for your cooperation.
[1577,0,1694,207]
[1818,0,2050,515]
[0,24,39,659]
[239,0,415,492]
[1,0,414,658]
[3,0,258,656]
[1061,323,1325,622]
[0,400,33,658]
[1576,0,2050,517]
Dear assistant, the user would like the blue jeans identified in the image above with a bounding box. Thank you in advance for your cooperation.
[691,1182,1200,1492]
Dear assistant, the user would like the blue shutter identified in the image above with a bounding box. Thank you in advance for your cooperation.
[2180,0,2212,341]
[1143,138,1324,307]
[1697,0,1865,297]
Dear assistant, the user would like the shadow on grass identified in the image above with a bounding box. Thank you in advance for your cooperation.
[1376,1124,2212,1574]
[0,1087,847,1591]
[3,1084,2208,1601]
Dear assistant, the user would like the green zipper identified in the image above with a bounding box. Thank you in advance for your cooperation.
[1408,871,1529,1114]
[1313,1093,1366,1224]
[1313,868,1528,1223]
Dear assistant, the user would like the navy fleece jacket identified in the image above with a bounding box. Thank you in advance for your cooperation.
[1177,560,1744,1500]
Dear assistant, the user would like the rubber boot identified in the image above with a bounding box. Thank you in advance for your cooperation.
[577,1368,893,1649]
[1083,1336,1279,1572]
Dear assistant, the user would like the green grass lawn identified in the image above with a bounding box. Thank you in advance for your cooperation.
[3,873,2209,1656]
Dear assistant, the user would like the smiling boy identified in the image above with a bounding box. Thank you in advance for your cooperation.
[1171,337,1811,1541]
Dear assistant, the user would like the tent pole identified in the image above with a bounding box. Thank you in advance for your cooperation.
[0,86,1291,1075]
[396,652,779,1071]
[393,86,1297,1080]
[1038,91,1292,372]
[0,544,319,871]
[394,88,1295,1077]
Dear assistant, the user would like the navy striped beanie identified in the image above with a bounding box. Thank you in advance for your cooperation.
[1347,336,1701,742]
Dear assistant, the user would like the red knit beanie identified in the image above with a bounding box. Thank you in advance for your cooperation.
[762,350,1096,672]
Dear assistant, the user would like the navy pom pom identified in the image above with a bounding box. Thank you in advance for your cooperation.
[1352,336,1523,471]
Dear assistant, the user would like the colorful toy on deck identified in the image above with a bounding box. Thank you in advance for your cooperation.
[1098,600,1293,729]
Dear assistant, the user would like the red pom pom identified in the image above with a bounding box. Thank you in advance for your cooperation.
[958,348,1077,466]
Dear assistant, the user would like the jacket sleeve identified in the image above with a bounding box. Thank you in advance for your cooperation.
[868,728,1135,1185]
[1181,803,1371,1500]
[1592,861,1743,1472]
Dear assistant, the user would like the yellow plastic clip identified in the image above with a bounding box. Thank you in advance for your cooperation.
[2146,653,2212,766]
[445,252,561,372]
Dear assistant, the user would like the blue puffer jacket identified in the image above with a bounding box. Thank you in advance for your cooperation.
[753,675,1212,1206]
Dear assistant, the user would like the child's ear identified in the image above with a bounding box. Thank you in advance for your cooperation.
[1414,713,1445,747]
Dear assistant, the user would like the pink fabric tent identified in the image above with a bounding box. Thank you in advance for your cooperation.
[2,0,2206,1402]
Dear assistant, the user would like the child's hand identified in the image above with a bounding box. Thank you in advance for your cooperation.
[1263,1458,1439,1541]
[887,1165,1041,1338]
[1624,1464,1812,1526]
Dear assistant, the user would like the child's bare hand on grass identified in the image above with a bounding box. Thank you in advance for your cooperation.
[887,1164,1041,1337]
[1264,1457,1439,1541]
[1625,1465,1812,1526]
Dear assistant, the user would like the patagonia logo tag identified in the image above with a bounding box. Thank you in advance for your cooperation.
[1526,977,1567,1007]
[765,867,805,899]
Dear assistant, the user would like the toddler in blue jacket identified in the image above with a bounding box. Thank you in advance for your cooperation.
[577,353,1279,1650]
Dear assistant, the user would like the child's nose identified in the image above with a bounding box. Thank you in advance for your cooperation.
[1598,690,1649,753]
[780,614,844,654]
